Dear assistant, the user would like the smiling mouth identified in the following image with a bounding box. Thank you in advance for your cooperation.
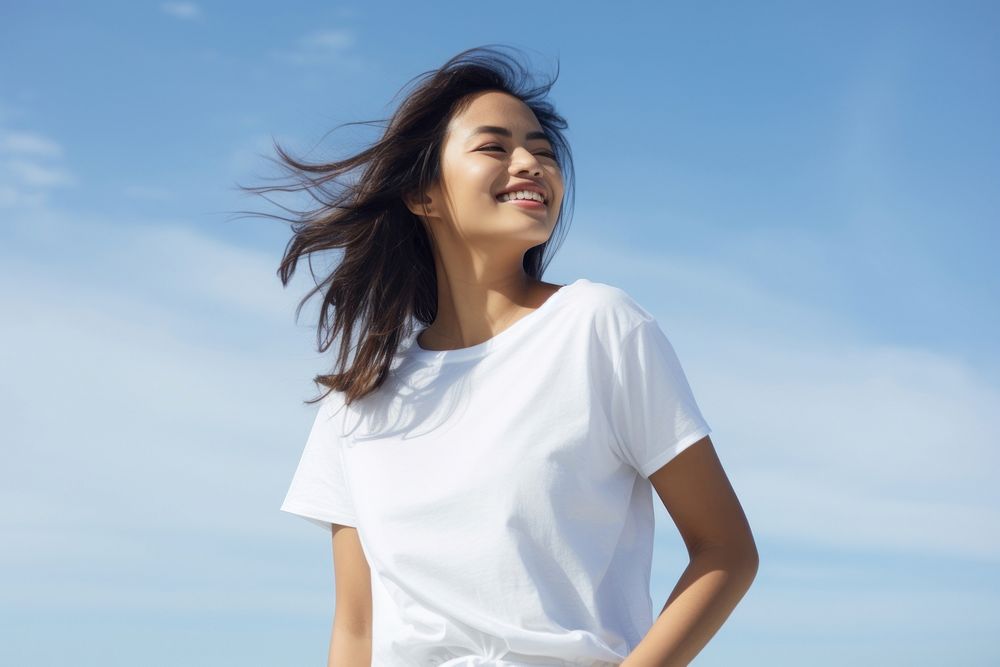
[499,201,548,216]
[496,195,547,206]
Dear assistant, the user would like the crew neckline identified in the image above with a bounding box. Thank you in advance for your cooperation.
[406,278,586,363]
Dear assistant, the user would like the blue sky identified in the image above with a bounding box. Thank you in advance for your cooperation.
[2,1,998,665]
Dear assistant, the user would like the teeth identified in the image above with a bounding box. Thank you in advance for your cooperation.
[498,190,546,204]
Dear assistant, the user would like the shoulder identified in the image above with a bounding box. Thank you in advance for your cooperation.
[318,388,346,412]
[560,278,659,360]
[316,389,352,431]
[567,278,655,330]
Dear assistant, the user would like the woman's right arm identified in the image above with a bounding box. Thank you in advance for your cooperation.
[328,524,372,666]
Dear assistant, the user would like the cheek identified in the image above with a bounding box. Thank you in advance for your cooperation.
[445,160,492,189]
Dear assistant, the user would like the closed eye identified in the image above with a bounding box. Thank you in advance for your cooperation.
[479,144,557,159]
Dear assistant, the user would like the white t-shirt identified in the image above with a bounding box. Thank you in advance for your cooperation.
[281,277,712,666]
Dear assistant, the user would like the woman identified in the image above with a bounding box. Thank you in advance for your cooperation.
[260,45,758,666]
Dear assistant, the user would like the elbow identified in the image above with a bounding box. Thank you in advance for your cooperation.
[736,533,760,571]
[691,537,760,585]
[734,541,760,590]
[728,533,760,582]
[741,545,760,585]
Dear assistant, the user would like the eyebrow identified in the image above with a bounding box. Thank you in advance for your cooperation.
[469,125,552,143]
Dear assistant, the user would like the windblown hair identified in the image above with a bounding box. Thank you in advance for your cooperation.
[235,44,576,407]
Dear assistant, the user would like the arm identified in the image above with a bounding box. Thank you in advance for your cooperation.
[622,436,759,667]
[328,524,373,667]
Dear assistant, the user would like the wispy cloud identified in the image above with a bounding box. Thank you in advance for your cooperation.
[1,201,317,538]
[4,158,76,188]
[1,203,328,623]
[269,28,367,72]
[0,127,75,208]
[0,130,64,158]
[159,2,202,21]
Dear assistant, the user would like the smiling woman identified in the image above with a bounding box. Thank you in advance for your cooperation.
[238,44,756,667]
[236,44,576,407]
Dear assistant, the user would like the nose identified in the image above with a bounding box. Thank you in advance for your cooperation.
[509,146,543,177]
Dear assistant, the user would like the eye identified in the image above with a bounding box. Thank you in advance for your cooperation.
[478,144,558,159]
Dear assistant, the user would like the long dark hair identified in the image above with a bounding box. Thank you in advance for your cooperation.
[234,45,576,407]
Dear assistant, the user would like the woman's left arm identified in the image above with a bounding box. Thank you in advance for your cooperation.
[621,435,759,667]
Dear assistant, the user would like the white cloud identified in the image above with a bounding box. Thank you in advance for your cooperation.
[1,205,334,560]
[3,206,296,323]
[269,28,367,72]
[3,157,76,188]
[301,29,355,51]
[0,125,75,208]
[0,130,64,158]
[159,2,202,20]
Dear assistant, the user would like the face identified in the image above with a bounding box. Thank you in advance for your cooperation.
[406,90,564,247]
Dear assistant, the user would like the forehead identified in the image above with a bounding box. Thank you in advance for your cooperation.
[448,91,542,135]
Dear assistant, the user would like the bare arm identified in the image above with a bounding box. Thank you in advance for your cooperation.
[622,436,759,667]
[328,524,373,667]
[329,628,372,667]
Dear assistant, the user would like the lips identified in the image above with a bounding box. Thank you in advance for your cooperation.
[497,197,547,212]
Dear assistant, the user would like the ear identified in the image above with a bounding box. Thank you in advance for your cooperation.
[403,189,435,218]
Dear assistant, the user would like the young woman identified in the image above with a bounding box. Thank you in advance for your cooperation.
[263,45,758,667]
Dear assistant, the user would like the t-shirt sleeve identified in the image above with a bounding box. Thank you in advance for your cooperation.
[608,316,712,478]
[280,395,359,531]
